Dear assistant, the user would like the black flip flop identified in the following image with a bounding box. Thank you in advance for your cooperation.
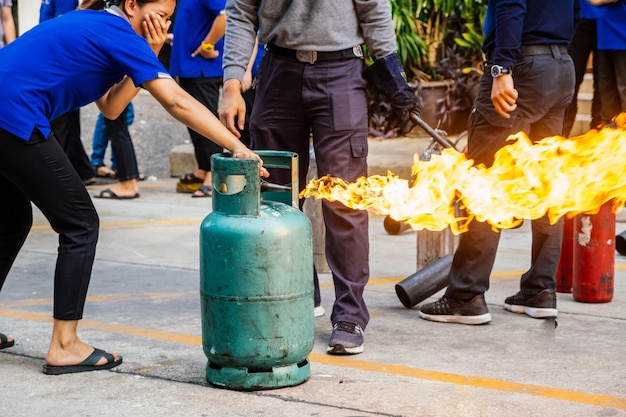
[0,332,14,350]
[94,188,140,199]
[42,347,123,375]
[179,172,204,184]
[191,185,212,198]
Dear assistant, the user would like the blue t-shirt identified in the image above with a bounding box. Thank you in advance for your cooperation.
[39,0,78,22]
[0,8,169,141]
[595,0,626,51]
[169,0,226,78]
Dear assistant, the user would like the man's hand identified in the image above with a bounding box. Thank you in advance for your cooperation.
[142,12,171,56]
[491,74,518,118]
[220,78,246,137]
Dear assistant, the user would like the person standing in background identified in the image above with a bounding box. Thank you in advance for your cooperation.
[170,0,227,198]
[419,0,578,325]
[0,0,16,47]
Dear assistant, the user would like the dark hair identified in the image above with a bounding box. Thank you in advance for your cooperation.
[78,0,107,10]
[79,0,162,11]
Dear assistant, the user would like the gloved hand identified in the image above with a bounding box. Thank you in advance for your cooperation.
[363,52,423,135]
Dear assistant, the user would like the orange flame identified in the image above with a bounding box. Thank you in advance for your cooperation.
[300,113,626,234]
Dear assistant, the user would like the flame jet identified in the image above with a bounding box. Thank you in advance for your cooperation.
[301,114,626,234]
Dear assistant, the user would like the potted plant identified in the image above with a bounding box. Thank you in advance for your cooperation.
[367,0,487,137]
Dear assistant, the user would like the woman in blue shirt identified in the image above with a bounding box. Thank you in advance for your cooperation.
[0,0,261,375]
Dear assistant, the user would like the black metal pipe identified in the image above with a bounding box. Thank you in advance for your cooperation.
[395,254,452,309]
[409,110,456,150]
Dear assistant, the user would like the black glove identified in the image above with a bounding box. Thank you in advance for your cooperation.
[363,53,423,135]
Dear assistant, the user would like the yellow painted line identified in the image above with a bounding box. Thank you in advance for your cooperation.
[0,308,200,346]
[3,292,197,308]
[309,353,626,410]
[1,305,624,410]
[31,219,203,231]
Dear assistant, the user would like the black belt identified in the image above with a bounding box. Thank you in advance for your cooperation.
[485,44,568,61]
[267,43,364,64]
[521,44,568,56]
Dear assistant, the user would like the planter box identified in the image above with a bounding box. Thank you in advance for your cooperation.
[414,80,470,136]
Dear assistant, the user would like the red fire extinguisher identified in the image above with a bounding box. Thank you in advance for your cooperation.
[572,201,615,303]
[555,216,575,293]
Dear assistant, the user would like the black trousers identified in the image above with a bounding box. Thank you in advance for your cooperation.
[0,128,99,320]
[105,104,140,181]
[51,109,96,181]
[250,52,370,329]
[563,19,602,136]
[178,77,223,171]
[597,49,626,124]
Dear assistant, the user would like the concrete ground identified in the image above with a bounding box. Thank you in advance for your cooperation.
[0,91,625,416]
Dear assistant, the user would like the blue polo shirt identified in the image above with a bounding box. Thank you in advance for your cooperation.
[169,0,226,78]
[0,8,170,141]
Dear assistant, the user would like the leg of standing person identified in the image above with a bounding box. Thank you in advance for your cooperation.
[615,50,626,115]
[91,113,117,177]
[176,77,222,197]
[563,19,600,136]
[251,53,369,354]
[51,109,97,184]
[596,50,626,125]
[94,104,141,199]
[0,127,120,372]
[598,50,626,121]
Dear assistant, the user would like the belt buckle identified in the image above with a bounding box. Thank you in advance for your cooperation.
[352,45,363,58]
[296,50,317,64]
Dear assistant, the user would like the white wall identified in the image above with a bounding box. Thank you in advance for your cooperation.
[17,0,41,35]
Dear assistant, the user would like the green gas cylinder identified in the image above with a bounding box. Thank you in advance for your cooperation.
[200,151,314,390]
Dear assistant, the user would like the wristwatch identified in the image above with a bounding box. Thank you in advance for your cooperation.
[491,64,512,78]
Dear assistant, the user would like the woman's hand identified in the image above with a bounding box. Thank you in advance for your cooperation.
[143,12,171,56]
[232,146,270,178]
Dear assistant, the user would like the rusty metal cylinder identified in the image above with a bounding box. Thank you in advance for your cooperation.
[572,202,615,303]
[555,216,575,293]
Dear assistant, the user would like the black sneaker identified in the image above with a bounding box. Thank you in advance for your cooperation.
[327,321,364,355]
[419,294,492,325]
[504,290,557,318]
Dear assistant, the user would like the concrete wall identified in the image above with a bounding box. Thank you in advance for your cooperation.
[15,0,40,35]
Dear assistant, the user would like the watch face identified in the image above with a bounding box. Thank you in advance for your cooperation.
[491,65,502,78]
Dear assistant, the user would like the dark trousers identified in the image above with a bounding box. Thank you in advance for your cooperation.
[0,128,99,320]
[106,104,140,181]
[447,48,575,299]
[250,52,370,329]
[51,109,96,181]
[563,19,602,136]
[179,77,223,171]
[597,49,626,124]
